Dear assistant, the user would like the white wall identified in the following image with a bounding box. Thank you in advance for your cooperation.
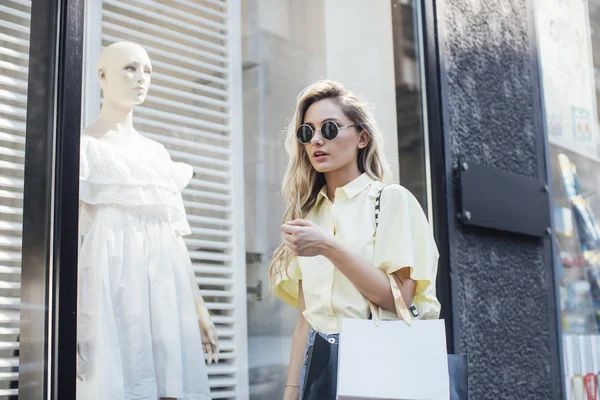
[324,0,400,183]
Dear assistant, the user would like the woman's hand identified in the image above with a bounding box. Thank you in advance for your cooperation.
[281,219,336,257]
[197,307,219,365]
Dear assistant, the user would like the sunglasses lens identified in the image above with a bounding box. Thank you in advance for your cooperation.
[296,125,313,144]
[321,121,339,140]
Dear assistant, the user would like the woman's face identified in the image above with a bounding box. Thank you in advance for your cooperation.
[302,98,368,174]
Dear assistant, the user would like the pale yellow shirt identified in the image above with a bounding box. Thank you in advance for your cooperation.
[274,173,441,334]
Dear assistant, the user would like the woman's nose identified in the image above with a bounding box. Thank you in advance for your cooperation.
[310,130,324,145]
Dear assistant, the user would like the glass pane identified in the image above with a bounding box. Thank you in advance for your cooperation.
[79,1,241,398]
[241,1,430,398]
[0,1,31,397]
[535,0,600,396]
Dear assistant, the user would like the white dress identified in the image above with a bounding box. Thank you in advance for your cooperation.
[76,133,211,400]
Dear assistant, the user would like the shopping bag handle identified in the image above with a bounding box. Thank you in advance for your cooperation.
[368,273,412,327]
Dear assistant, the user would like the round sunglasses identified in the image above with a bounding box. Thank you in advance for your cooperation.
[296,120,361,144]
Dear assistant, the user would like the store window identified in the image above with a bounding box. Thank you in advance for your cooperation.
[0,1,31,397]
[74,0,431,399]
[241,0,431,399]
[535,1,600,398]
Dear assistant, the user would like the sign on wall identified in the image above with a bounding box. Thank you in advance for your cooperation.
[536,0,600,161]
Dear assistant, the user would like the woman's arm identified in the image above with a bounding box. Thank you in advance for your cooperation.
[284,280,310,400]
[281,220,415,313]
[324,240,415,312]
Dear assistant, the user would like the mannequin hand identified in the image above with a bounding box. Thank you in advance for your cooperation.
[281,219,335,257]
[198,309,219,364]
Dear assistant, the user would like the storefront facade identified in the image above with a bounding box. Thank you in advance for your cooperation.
[0,0,598,399]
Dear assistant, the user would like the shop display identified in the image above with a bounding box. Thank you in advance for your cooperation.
[76,42,216,399]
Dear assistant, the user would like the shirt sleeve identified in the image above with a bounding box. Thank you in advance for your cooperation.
[273,256,302,308]
[373,184,441,321]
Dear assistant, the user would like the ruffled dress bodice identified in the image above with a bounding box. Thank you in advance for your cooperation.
[79,133,193,236]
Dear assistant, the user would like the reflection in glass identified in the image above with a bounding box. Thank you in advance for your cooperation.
[82,1,240,397]
[241,1,429,398]
[77,42,215,399]
[535,0,600,396]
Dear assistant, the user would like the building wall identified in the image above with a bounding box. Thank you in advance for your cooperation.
[437,1,563,399]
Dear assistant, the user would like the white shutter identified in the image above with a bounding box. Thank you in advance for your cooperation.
[90,1,248,398]
[0,0,30,398]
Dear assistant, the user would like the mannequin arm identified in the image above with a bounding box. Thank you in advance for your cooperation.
[180,238,219,364]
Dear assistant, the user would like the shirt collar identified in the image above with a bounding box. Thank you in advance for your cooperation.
[317,173,375,203]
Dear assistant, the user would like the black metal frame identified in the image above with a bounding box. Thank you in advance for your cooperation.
[421,0,565,393]
[20,0,84,399]
[420,0,457,353]
[527,0,566,398]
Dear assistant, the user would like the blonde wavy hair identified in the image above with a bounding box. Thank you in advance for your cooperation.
[269,80,390,288]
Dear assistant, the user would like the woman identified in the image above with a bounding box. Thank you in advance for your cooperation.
[270,80,441,400]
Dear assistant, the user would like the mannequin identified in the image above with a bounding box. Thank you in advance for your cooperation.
[77,41,217,400]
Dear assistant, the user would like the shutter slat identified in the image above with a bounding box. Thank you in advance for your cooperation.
[0,160,24,171]
[0,104,27,120]
[171,0,228,20]
[183,189,231,202]
[193,265,233,275]
[136,106,230,134]
[136,117,230,144]
[102,11,228,60]
[0,18,29,35]
[185,238,232,250]
[0,32,29,48]
[196,277,233,286]
[142,133,231,160]
[0,206,21,216]
[145,94,230,120]
[0,45,28,62]
[0,59,27,74]
[0,176,24,189]
[0,89,27,105]
[188,178,231,192]
[188,251,231,263]
[152,71,229,99]
[0,5,31,21]
[175,154,229,174]
[187,214,232,227]
[0,132,26,145]
[151,83,230,109]
[7,0,31,7]
[0,75,28,91]
[0,269,19,277]
[0,119,26,133]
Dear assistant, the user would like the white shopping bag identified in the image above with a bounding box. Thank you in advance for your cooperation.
[337,318,449,400]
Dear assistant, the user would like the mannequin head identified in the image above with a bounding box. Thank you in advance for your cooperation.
[97,42,152,109]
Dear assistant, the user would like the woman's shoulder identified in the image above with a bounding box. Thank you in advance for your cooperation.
[378,183,423,212]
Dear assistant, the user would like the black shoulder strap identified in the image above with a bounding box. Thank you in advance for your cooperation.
[375,186,384,229]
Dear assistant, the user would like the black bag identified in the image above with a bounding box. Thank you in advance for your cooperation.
[302,333,338,400]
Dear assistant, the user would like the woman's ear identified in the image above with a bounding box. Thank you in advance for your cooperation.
[357,129,370,149]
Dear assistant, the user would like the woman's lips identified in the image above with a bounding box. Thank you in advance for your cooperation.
[313,151,329,161]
